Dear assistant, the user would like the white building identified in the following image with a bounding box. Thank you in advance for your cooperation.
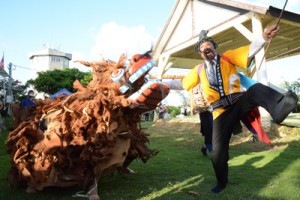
[28,48,72,79]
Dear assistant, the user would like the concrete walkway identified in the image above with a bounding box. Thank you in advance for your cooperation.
[280,113,300,127]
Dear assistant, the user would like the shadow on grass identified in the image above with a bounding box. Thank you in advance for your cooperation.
[228,140,300,200]
[1,120,299,200]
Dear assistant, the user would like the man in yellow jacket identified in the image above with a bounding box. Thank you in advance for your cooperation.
[182,24,298,193]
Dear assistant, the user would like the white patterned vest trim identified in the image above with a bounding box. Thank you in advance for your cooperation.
[191,84,212,112]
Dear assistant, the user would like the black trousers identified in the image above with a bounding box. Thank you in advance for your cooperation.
[199,111,213,145]
[211,83,285,186]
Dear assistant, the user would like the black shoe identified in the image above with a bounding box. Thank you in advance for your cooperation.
[211,184,226,193]
[272,90,298,124]
[201,147,207,156]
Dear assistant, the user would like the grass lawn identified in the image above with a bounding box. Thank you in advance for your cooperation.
[1,118,300,200]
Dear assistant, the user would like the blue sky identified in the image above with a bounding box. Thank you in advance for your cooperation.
[0,0,174,83]
[0,0,299,88]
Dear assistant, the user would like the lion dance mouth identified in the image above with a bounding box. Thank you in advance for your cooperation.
[6,51,169,200]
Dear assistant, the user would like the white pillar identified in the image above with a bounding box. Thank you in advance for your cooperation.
[252,15,270,122]
[252,15,269,86]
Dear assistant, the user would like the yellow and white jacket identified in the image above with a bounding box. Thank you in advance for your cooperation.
[182,45,250,119]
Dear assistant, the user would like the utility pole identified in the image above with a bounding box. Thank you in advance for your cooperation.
[7,62,13,103]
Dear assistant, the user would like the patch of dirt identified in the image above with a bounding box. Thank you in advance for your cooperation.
[150,118,300,151]
[153,118,200,134]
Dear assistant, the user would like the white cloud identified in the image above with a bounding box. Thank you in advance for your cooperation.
[90,22,154,62]
[69,51,92,72]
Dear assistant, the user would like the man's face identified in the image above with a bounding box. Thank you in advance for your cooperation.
[199,41,216,61]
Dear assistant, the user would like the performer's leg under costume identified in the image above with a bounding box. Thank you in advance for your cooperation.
[199,111,213,153]
[212,108,237,191]
[211,83,297,193]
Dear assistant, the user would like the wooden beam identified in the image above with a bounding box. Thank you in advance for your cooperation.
[252,14,269,85]
[153,0,189,60]
[206,0,268,14]
[233,23,253,41]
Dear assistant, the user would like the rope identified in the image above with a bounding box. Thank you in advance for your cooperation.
[268,46,300,60]
[256,0,288,71]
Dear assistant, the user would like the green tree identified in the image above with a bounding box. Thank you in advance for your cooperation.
[167,106,181,117]
[12,82,30,101]
[281,78,300,95]
[0,79,30,102]
[27,68,91,94]
[80,71,92,86]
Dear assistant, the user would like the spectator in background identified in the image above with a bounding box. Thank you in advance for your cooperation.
[159,104,167,119]
[191,84,213,156]
[20,90,36,108]
[186,105,191,116]
[0,98,6,132]
[0,97,10,118]
[180,106,185,115]
[13,90,37,127]
[0,98,4,114]
[144,111,150,121]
